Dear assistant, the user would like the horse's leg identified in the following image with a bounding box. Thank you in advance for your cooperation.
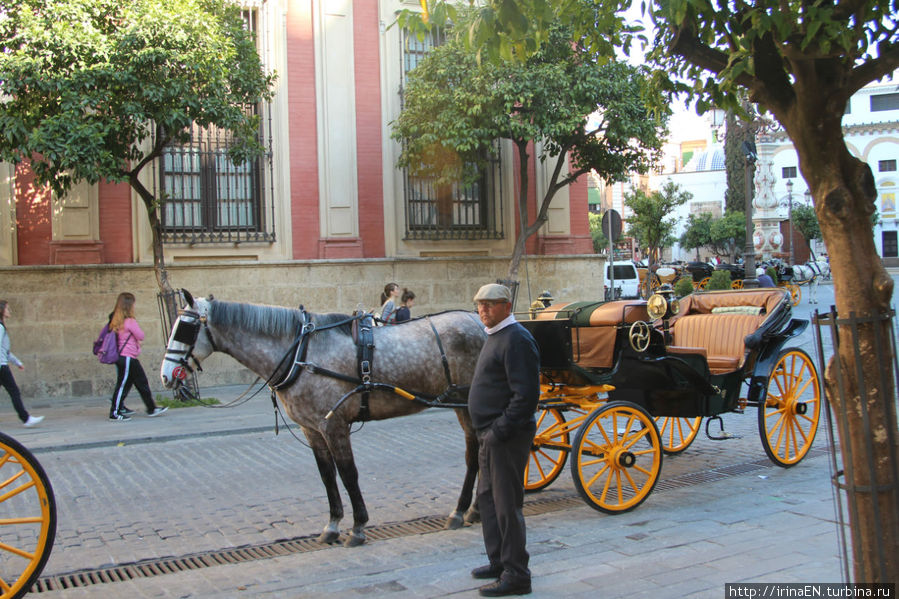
[324,427,369,547]
[303,427,344,544]
[811,276,819,304]
[446,408,480,529]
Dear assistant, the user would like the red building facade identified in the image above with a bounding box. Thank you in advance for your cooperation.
[0,0,591,268]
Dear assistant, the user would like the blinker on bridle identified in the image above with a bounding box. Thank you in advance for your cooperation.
[164,308,214,378]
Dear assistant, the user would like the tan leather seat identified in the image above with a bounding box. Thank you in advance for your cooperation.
[668,288,789,374]
[671,313,763,373]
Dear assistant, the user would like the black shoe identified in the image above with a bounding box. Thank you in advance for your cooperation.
[471,564,503,580]
[119,407,136,416]
[109,414,131,422]
[478,579,532,597]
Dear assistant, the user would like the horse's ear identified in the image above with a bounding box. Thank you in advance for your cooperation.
[207,294,214,301]
[181,289,195,307]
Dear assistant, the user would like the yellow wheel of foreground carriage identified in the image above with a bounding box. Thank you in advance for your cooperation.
[0,433,56,599]
[525,408,570,492]
[758,348,821,467]
[655,416,702,454]
[571,402,662,513]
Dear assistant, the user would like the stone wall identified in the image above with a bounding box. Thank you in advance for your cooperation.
[0,255,603,399]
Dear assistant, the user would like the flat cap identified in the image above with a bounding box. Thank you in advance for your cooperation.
[473,283,512,302]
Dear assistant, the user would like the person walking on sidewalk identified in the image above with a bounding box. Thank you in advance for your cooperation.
[0,300,44,427]
[107,292,167,421]
[468,283,539,597]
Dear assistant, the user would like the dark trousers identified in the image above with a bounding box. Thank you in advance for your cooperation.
[476,422,536,583]
[110,356,156,416]
[0,365,29,422]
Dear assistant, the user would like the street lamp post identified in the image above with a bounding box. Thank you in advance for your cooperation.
[741,141,758,288]
[785,179,794,265]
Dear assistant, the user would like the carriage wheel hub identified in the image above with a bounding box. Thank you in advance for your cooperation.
[795,402,807,415]
[615,449,636,468]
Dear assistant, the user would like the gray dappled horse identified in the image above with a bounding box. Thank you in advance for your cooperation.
[160,291,486,547]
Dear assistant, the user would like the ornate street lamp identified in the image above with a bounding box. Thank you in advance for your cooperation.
[741,141,758,288]
[786,179,794,265]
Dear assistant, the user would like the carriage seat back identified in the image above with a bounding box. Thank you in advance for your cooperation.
[669,289,789,374]
[535,300,649,370]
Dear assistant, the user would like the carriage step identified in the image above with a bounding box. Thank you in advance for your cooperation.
[705,415,742,441]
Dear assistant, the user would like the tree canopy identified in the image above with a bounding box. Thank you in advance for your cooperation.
[0,0,275,291]
[624,181,691,267]
[391,14,668,278]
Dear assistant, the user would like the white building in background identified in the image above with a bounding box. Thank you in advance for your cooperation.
[640,75,899,265]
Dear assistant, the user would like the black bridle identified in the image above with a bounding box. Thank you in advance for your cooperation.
[163,308,216,379]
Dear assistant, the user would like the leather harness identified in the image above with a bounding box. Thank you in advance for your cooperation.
[167,305,473,422]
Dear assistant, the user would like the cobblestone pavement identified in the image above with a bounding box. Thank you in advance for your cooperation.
[0,281,860,597]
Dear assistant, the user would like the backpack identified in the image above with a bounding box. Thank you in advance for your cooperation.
[92,325,120,364]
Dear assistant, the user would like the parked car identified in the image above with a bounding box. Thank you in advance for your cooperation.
[604,261,641,299]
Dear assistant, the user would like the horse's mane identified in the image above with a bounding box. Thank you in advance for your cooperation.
[208,300,304,338]
[208,300,356,337]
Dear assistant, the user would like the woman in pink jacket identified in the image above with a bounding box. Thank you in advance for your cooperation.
[107,292,167,421]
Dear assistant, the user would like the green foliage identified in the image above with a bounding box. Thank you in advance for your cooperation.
[792,204,821,245]
[707,269,732,291]
[391,11,668,277]
[392,18,667,186]
[624,181,691,267]
[766,266,778,285]
[588,212,609,254]
[0,0,275,197]
[156,395,221,409]
[708,211,746,259]
[674,277,695,298]
[680,212,713,256]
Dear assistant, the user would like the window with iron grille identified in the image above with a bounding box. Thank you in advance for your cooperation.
[782,166,797,179]
[158,7,274,244]
[879,159,897,172]
[400,29,503,241]
[883,230,898,258]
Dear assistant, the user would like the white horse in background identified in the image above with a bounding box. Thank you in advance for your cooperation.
[791,260,829,304]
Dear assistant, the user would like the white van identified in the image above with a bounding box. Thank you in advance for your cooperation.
[604,261,640,300]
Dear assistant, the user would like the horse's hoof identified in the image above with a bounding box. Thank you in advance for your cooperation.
[463,507,481,525]
[344,532,366,547]
[317,530,340,544]
[445,514,464,530]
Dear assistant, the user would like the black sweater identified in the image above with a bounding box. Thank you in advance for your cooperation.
[468,323,540,440]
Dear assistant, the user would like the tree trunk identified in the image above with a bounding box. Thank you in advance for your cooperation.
[507,141,531,281]
[786,106,898,583]
[129,173,173,296]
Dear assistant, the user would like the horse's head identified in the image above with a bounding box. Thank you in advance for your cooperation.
[160,290,216,390]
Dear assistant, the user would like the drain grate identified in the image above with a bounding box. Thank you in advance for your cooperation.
[31,447,830,593]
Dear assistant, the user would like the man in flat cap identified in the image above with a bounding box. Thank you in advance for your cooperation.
[467,283,540,596]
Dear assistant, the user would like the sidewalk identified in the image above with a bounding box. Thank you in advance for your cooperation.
[4,383,273,452]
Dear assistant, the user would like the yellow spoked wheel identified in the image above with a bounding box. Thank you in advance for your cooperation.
[695,277,710,290]
[525,408,570,492]
[758,348,821,467]
[731,279,744,289]
[0,433,56,599]
[571,402,662,513]
[655,416,702,455]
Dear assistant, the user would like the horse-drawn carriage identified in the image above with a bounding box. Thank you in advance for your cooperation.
[520,286,821,514]
[0,432,56,598]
